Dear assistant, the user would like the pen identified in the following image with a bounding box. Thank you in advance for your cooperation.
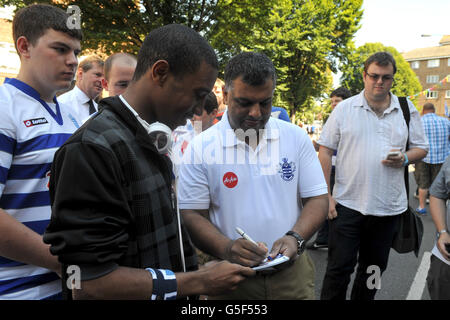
[235,227,259,247]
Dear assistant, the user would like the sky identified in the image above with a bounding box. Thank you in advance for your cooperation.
[354,0,450,53]
[333,0,450,86]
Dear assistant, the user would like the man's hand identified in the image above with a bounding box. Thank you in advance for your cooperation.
[226,239,267,267]
[381,150,405,168]
[197,260,256,296]
[328,195,338,220]
[268,235,298,261]
[437,232,450,261]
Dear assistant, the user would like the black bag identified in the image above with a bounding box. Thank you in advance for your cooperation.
[391,97,424,257]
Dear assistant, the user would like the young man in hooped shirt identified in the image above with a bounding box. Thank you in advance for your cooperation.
[0,4,82,299]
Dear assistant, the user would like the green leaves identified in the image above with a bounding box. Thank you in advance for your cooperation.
[2,0,364,117]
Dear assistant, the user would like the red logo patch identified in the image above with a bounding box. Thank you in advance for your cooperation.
[23,117,48,127]
[45,171,51,190]
[223,172,238,188]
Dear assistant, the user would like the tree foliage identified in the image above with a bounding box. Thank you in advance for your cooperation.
[1,0,363,117]
[0,0,221,54]
[340,42,422,106]
[216,0,363,116]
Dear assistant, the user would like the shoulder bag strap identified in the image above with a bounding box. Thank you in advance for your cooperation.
[398,97,410,197]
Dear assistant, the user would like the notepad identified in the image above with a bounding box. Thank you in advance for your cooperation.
[252,254,290,271]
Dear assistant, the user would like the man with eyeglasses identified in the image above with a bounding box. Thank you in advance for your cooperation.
[317,51,429,300]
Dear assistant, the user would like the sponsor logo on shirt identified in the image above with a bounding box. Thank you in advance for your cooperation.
[23,117,49,127]
[181,140,189,155]
[223,172,238,188]
[46,171,51,189]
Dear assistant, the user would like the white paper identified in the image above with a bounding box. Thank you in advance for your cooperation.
[252,255,290,271]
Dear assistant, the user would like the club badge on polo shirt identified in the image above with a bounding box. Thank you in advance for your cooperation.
[278,158,296,181]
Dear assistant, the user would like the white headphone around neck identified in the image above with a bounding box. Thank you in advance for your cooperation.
[139,119,172,154]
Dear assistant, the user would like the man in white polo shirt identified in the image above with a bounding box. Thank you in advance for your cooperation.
[317,52,429,300]
[178,52,329,299]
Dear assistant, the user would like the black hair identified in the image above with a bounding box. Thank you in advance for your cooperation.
[13,4,83,53]
[364,51,397,74]
[133,24,218,81]
[224,52,277,90]
[204,91,218,114]
[330,87,351,100]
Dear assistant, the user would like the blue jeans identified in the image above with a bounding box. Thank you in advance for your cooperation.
[320,204,400,300]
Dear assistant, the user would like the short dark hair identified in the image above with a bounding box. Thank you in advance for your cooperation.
[13,4,83,54]
[364,51,397,74]
[133,24,218,81]
[423,102,435,113]
[204,91,218,114]
[104,53,137,81]
[330,87,351,100]
[225,52,277,90]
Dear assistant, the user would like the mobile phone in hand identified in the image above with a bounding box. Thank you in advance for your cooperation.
[386,151,400,159]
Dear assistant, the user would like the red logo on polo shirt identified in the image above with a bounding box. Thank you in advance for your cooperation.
[223,172,238,188]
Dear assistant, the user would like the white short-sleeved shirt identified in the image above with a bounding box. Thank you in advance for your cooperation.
[58,86,98,126]
[177,112,328,249]
[0,78,78,299]
[318,90,429,216]
[171,120,201,180]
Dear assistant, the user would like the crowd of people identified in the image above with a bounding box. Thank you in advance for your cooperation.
[0,3,448,301]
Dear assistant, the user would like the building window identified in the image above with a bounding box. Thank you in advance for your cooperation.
[426,75,439,83]
[411,61,419,69]
[427,59,440,67]
[448,58,450,66]
[426,91,438,99]
[446,90,450,98]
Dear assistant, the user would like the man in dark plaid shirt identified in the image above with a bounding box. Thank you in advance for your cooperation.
[44,24,254,300]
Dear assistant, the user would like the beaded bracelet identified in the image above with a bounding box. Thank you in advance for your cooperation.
[146,268,177,300]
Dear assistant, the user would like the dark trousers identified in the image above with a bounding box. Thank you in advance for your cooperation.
[427,254,450,300]
[320,204,400,300]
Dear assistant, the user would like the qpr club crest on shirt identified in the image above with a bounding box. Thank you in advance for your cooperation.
[278,158,296,181]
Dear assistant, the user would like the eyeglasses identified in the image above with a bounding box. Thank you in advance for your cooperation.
[366,72,394,82]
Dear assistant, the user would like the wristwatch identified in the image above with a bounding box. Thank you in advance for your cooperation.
[437,229,448,239]
[285,231,306,256]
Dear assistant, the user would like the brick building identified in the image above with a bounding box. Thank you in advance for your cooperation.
[0,7,20,84]
[402,36,450,116]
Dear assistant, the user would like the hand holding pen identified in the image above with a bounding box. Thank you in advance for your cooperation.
[228,227,268,267]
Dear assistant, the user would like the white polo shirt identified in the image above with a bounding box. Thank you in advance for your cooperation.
[318,90,429,216]
[177,112,328,249]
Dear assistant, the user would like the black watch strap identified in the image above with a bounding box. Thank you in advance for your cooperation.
[285,231,306,255]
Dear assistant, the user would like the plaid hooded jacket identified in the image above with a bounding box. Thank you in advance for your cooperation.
[44,96,198,296]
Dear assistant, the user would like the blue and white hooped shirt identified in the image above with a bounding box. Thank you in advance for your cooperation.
[0,78,77,299]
